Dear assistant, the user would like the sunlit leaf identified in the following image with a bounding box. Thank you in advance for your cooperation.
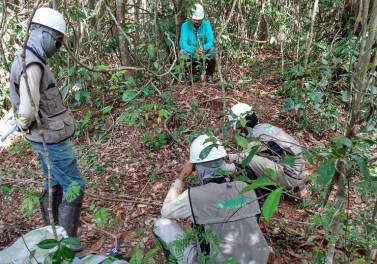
[241,145,260,167]
[262,187,283,223]
[235,135,248,149]
[241,177,276,194]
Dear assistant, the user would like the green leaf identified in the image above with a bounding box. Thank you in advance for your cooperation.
[2,183,12,195]
[241,145,260,167]
[239,117,246,128]
[61,245,75,260]
[303,149,314,165]
[37,239,59,249]
[283,155,295,167]
[351,155,369,178]
[147,44,155,57]
[29,249,36,260]
[235,135,248,149]
[80,111,92,129]
[101,106,113,114]
[61,237,80,245]
[241,177,277,194]
[94,207,110,228]
[331,135,352,148]
[264,168,276,179]
[199,144,215,161]
[316,159,336,185]
[262,187,283,223]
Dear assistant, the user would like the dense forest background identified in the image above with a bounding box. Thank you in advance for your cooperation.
[1,0,377,263]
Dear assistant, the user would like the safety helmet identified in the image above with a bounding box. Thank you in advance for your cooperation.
[192,4,204,20]
[189,135,227,163]
[32,7,66,35]
[228,103,252,130]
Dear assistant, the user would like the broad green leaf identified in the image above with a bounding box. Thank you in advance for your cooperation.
[37,239,59,249]
[316,159,336,185]
[331,135,352,148]
[241,145,260,167]
[351,155,369,178]
[239,117,246,128]
[147,44,155,57]
[199,144,215,160]
[303,149,314,165]
[61,237,80,245]
[235,175,252,183]
[283,155,295,167]
[241,177,277,194]
[262,187,283,223]
[235,135,248,149]
[61,245,75,260]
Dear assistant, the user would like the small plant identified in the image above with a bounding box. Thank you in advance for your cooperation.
[35,237,80,264]
[141,131,171,150]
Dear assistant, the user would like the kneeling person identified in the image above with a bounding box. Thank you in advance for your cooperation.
[154,134,269,263]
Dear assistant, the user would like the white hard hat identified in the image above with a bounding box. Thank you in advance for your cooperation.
[228,103,252,130]
[32,7,66,35]
[189,135,227,163]
[192,4,204,20]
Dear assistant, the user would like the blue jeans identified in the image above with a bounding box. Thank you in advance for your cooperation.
[29,139,86,192]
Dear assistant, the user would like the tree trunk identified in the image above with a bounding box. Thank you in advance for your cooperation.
[116,0,132,79]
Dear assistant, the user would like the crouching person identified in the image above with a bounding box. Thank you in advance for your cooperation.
[154,134,270,263]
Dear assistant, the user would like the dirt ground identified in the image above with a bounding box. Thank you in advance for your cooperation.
[0,48,349,263]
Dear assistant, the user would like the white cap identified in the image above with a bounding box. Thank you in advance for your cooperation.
[32,7,66,35]
[189,135,227,163]
[192,4,204,20]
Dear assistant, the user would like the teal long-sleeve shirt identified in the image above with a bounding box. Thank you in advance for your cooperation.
[179,20,214,54]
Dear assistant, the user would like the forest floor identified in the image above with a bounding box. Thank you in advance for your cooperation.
[0,48,363,263]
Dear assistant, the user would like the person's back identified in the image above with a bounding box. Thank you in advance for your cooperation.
[252,123,306,181]
[189,179,269,263]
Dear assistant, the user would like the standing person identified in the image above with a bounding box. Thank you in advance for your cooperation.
[227,103,309,202]
[9,7,85,251]
[179,3,216,85]
[154,134,270,263]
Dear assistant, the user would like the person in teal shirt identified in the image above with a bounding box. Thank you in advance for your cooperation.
[179,3,216,85]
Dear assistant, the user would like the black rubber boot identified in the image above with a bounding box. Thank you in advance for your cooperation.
[59,191,84,252]
[205,59,216,84]
[39,185,63,226]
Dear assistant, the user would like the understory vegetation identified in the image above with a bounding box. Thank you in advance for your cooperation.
[1,0,377,263]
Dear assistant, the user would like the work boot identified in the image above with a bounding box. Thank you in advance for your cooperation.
[59,191,84,252]
[205,59,216,84]
[39,185,63,226]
